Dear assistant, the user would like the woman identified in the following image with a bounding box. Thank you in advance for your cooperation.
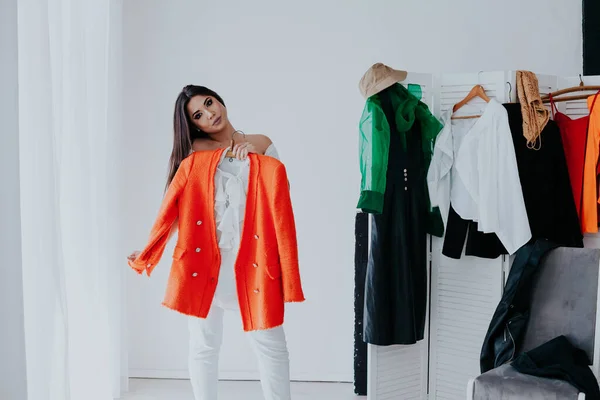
[165,85,280,189]
[128,85,292,400]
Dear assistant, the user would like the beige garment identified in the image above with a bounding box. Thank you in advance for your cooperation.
[516,70,550,149]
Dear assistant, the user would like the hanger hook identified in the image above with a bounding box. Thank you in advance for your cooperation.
[579,74,584,87]
[477,70,484,86]
[506,81,512,102]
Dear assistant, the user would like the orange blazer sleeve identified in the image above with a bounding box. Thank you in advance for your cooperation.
[271,163,305,302]
[582,94,600,233]
[128,156,192,276]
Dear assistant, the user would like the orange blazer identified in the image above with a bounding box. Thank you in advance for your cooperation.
[581,94,600,233]
[128,149,305,331]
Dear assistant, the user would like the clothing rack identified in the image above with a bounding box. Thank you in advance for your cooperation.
[541,76,600,103]
[366,70,600,400]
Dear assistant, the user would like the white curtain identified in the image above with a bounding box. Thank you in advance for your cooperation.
[17,0,127,399]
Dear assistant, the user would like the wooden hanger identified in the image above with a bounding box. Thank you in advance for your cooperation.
[224,130,245,159]
[541,75,600,103]
[225,139,236,159]
[451,84,490,119]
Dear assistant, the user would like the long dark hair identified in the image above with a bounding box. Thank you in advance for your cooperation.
[166,85,226,191]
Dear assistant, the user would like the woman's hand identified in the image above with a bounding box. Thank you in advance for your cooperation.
[127,251,141,262]
[231,141,257,160]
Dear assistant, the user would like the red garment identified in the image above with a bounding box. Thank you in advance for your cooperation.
[552,108,588,219]
[551,92,600,231]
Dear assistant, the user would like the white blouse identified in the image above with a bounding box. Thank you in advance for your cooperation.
[427,99,531,255]
[214,143,280,251]
[212,143,280,308]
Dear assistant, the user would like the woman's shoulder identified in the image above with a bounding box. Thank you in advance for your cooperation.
[245,134,273,153]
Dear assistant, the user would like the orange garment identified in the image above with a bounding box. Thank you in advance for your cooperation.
[581,93,600,233]
[128,149,305,331]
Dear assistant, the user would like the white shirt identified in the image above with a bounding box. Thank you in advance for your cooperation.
[212,143,280,308]
[427,99,531,255]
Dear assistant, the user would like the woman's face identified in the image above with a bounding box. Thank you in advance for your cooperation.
[186,94,228,134]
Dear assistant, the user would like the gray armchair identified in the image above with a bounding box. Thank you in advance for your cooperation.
[467,247,600,400]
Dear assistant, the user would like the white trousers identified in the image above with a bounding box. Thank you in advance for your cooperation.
[188,302,291,400]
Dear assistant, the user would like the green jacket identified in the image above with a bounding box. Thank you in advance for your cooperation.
[357,83,444,237]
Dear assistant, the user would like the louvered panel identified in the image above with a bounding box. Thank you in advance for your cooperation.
[535,73,558,113]
[429,236,504,400]
[369,344,426,400]
[440,88,500,113]
[437,71,509,117]
[367,300,428,400]
[428,72,509,400]
[402,71,435,110]
[536,74,558,96]
[565,99,592,117]
[555,75,600,118]
[366,72,432,400]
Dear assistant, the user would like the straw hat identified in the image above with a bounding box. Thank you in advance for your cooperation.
[359,63,408,99]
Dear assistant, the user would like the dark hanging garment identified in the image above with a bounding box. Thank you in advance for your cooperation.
[480,239,559,373]
[503,103,583,248]
[442,205,507,259]
[363,87,431,345]
[353,212,368,395]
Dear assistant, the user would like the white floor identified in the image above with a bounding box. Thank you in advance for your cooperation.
[122,379,364,400]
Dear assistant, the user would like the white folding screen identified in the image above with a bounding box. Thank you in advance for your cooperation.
[366,70,596,400]
[365,72,434,400]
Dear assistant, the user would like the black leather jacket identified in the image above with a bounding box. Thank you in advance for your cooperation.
[480,239,559,373]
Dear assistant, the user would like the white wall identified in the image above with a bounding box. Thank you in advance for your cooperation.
[122,0,583,383]
[0,0,28,398]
